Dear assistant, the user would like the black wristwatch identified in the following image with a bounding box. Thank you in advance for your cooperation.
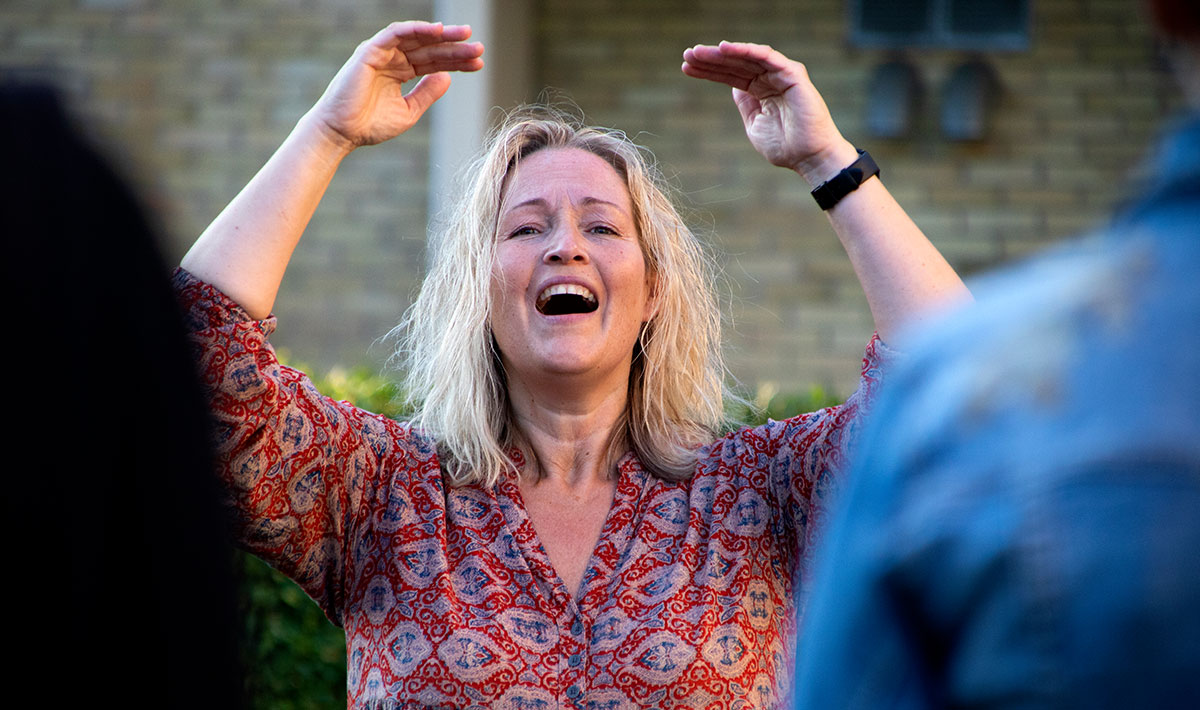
[810,149,880,210]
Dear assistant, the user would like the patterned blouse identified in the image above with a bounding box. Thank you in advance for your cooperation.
[175,269,889,710]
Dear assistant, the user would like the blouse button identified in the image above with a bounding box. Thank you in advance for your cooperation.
[568,653,582,668]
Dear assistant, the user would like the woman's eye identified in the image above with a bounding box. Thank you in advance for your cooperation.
[509,226,538,238]
[590,225,618,235]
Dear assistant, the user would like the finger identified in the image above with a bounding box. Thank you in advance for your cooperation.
[371,21,447,49]
[696,43,810,98]
[684,45,764,79]
[411,56,485,76]
[714,40,796,74]
[404,41,486,70]
[409,49,485,77]
[357,22,448,71]
[403,72,453,119]
[682,59,757,84]
[366,21,477,57]
[687,41,798,88]
[681,62,751,91]
[434,24,473,41]
[396,25,477,53]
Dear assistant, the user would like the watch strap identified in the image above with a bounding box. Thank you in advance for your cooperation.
[810,149,880,210]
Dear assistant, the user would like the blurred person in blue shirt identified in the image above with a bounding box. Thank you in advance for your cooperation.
[794,0,1200,707]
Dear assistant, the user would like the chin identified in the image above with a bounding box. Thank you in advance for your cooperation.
[511,352,631,386]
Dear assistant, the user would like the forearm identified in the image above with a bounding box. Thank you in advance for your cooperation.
[798,139,971,343]
[181,21,482,319]
[180,112,354,319]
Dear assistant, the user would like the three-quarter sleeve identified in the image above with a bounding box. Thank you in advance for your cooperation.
[780,334,894,560]
[173,268,407,625]
[712,334,897,589]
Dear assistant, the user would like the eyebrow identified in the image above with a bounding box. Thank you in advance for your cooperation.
[508,197,627,212]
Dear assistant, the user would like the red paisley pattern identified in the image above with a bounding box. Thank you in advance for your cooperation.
[174,268,890,709]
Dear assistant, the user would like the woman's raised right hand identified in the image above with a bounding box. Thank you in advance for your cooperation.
[311,21,484,151]
[181,22,482,318]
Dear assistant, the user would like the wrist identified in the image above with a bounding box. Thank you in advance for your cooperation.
[792,139,859,189]
[809,149,880,211]
[296,111,358,162]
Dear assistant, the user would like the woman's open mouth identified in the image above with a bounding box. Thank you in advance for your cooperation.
[536,283,599,315]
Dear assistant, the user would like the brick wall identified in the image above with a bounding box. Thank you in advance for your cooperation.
[2,0,1183,396]
[538,0,1183,394]
[1,0,435,371]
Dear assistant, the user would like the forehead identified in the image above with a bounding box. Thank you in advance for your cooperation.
[502,147,632,213]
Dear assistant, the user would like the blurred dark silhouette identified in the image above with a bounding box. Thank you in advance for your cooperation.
[1,84,244,708]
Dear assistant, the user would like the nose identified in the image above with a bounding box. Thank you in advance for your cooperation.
[543,224,589,264]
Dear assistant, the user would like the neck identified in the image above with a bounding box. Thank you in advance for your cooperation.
[504,368,632,490]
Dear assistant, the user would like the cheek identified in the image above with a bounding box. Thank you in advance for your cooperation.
[488,271,505,305]
[488,255,534,345]
[488,279,521,333]
[489,250,524,303]
[627,251,652,314]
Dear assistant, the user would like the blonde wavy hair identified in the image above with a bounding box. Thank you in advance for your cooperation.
[396,107,729,486]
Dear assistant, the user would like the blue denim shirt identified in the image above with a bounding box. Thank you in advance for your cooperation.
[794,116,1200,709]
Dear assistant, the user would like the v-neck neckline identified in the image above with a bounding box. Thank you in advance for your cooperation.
[496,451,650,610]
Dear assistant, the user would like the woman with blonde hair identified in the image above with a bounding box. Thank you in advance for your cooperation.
[177,21,967,709]
[402,111,726,487]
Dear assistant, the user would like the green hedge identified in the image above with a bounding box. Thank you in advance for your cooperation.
[236,357,840,708]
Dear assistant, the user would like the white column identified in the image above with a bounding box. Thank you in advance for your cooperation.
[427,0,532,259]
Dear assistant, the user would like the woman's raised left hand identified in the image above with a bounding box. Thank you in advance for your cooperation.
[311,21,485,152]
[682,41,856,186]
[683,40,971,342]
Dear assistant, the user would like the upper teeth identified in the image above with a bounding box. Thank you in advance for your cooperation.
[537,283,597,308]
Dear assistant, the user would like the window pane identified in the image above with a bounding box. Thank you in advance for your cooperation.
[858,0,933,38]
[947,0,1027,36]
[851,0,1029,49]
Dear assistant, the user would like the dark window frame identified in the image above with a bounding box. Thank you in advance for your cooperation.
[850,0,1031,51]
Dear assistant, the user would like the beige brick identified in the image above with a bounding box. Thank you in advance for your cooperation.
[1004,187,1082,209]
[1046,211,1107,238]
[0,0,1175,387]
[964,162,1042,188]
[967,207,1040,232]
